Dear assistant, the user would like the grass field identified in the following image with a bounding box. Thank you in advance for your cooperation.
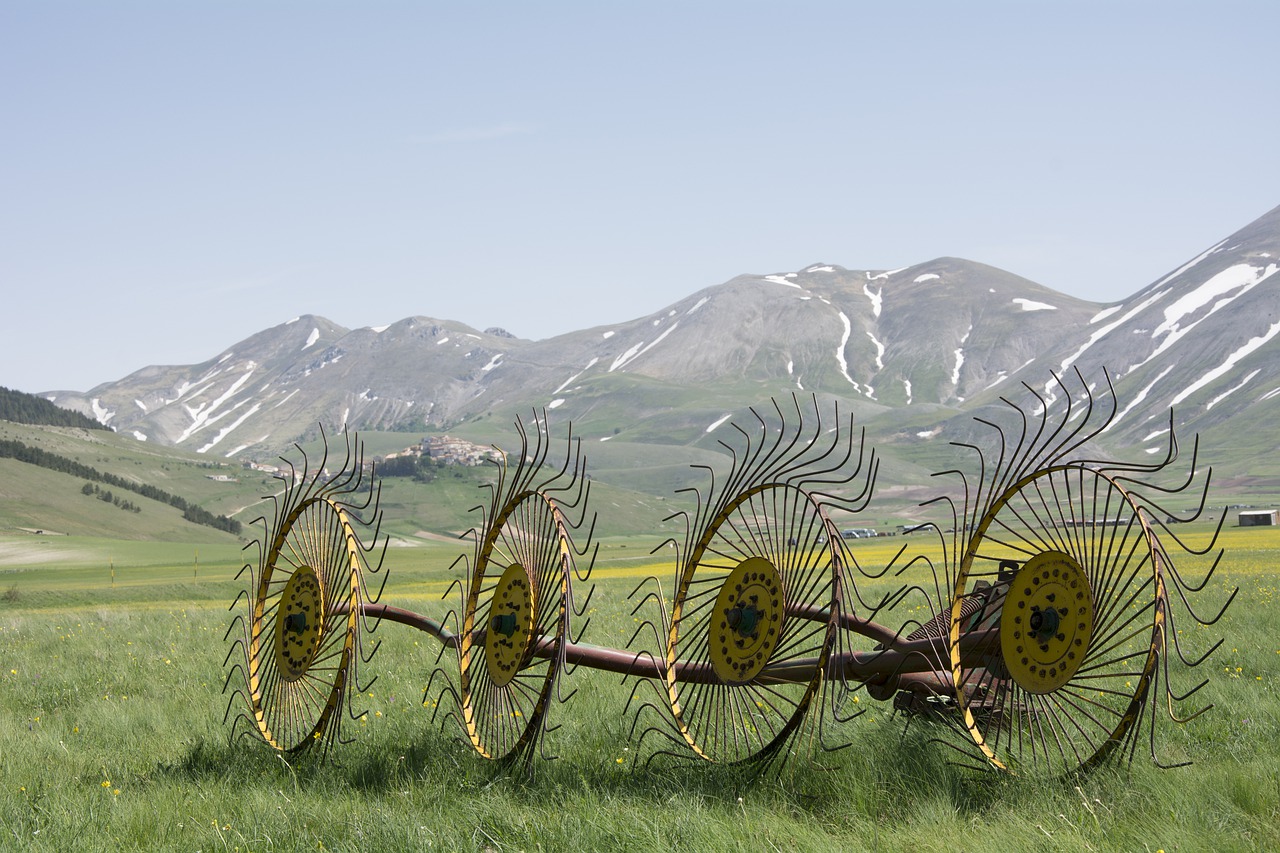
[2,526,1277,851]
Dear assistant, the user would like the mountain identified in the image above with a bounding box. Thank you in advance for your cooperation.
[41,205,1280,491]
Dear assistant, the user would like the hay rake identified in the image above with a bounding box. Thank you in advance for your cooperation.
[223,371,1235,778]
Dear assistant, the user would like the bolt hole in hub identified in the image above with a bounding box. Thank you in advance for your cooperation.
[709,557,785,684]
[1000,551,1095,694]
[274,565,325,683]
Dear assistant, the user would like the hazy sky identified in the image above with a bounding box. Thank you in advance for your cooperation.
[4,2,1277,393]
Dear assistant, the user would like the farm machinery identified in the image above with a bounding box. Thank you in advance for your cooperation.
[222,371,1234,778]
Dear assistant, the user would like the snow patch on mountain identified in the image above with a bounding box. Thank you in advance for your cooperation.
[1013,298,1057,312]
[554,357,599,394]
[609,322,679,372]
[274,389,300,409]
[1148,239,1228,292]
[869,267,907,281]
[197,403,262,454]
[1208,369,1261,410]
[1172,320,1280,407]
[91,398,114,424]
[863,284,882,318]
[1060,288,1169,374]
[1157,263,1278,333]
[686,297,710,315]
[132,430,147,441]
[807,265,834,273]
[764,275,803,289]
[952,325,972,387]
[482,354,503,372]
[1090,305,1123,324]
[903,379,912,405]
[548,398,565,409]
[1134,263,1280,372]
[706,413,732,433]
[303,328,320,350]
[867,331,885,370]
[176,368,256,444]
[984,372,1010,391]
[914,273,940,283]
[1107,365,1174,431]
[835,312,857,387]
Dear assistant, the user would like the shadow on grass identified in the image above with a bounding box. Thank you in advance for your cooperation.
[153,713,1107,824]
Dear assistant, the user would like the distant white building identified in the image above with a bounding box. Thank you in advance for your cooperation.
[1239,509,1278,527]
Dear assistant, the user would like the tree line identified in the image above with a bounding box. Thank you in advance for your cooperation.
[82,482,143,514]
[0,386,108,430]
[0,438,242,535]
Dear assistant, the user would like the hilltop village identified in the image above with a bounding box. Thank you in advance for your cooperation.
[241,434,501,480]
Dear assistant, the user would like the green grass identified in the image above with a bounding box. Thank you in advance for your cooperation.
[1,527,1278,851]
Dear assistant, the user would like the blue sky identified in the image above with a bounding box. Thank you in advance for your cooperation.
[3,1,1277,393]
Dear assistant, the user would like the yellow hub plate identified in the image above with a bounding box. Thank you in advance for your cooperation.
[709,557,785,684]
[274,565,325,683]
[485,562,536,687]
[1000,550,1094,694]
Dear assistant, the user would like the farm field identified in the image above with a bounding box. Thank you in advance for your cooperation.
[1,526,1277,851]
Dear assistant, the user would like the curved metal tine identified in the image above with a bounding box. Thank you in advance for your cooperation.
[781,398,853,487]
[1033,368,1111,471]
[220,683,250,724]
[226,588,251,615]
[935,452,978,573]
[221,628,247,663]
[1043,368,1109,459]
[1166,564,1238,629]
[758,395,827,487]
[1149,506,1227,568]
[1143,667,1188,770]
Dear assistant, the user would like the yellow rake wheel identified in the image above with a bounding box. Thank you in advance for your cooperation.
[665,483,841,764]
[458,490,572,762]
[246,495,361,752]
[948,465,1164,776]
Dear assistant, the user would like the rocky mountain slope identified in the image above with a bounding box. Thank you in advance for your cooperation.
[45,205,1279,482]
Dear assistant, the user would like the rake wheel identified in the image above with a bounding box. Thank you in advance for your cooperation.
[942,370,1233,776]
[448,414,593,765]
[458,488,573,761]
[642,395,880,767]
[948,464,1163,775]
[227,433,385,755]
[665,482,842,764]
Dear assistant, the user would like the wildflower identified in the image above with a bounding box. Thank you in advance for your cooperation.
[101,780,111,788]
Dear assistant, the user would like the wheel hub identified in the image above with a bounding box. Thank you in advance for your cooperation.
[485,562,536,687]
[709,557,785,684]
[1000,550,1094,694]
[274,565,325,683]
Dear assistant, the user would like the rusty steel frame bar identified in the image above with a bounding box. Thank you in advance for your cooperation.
[345,601,996,691]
